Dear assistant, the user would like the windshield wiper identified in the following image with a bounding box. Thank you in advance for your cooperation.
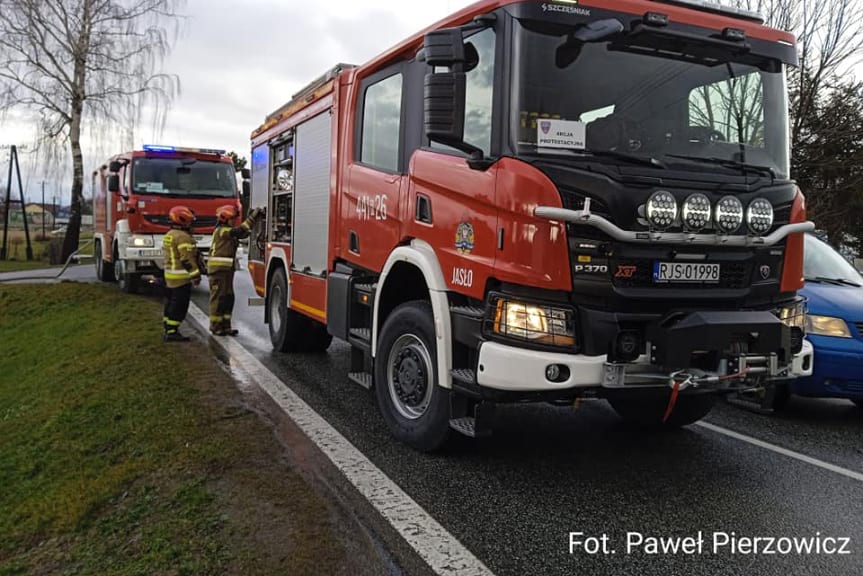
[807,276,862,288]
[569,149,666,169]
[665,155,775,178]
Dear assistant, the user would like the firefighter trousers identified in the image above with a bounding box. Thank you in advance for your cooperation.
[163,283,192,334]
[209,269,236,332]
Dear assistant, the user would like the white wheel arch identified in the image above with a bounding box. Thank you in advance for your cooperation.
[373,239,453,389]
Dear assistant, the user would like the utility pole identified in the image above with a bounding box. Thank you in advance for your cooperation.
[1,145,33,260]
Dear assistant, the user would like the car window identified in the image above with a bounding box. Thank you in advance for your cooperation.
[803,234,863,285]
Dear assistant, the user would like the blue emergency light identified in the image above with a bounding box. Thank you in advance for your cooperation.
[143,144,226,155]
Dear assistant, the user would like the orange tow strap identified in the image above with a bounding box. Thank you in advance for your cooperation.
[662,380,681,423]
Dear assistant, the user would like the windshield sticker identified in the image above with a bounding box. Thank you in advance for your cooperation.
[143,182,164,193]
[538,119,586,150]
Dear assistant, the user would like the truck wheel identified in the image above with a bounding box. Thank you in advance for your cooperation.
[114,258,138,294]
[267,267,305,352]
[299,320,333,353]
[607,392,717,429]
[94,241,114,282]
[374,301,450,452]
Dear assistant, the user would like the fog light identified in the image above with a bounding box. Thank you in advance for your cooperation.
[746,198,774,235]
[545,364,570,383]
[715,195,744,234]
[646,190,678,230]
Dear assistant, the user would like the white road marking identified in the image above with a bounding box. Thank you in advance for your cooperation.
[187,305,494,576]
[696,421,863,483]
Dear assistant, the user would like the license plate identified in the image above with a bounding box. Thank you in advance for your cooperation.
[653,262,720,283]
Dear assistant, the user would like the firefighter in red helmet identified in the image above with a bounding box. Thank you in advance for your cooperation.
[161,205,201,342]
[208,204,263,335]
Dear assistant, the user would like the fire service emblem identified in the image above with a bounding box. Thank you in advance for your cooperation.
[455,222,475,254]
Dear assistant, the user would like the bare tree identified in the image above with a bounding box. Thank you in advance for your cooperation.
[0,0,183,260]
[731,0,863,144]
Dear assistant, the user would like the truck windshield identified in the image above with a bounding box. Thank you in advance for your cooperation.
[512,18,790,178]
[132,158,237,198]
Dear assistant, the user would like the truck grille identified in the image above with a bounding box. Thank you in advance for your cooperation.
[855,322,863,336]
[611,258,751,289]
[145,214,218,228]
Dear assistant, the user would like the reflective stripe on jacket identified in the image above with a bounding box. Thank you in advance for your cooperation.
[163,228,201,288]
[207,216,254,274]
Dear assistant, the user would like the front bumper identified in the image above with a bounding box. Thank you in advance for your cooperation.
[477,339,813,393]
[790,335,863,399]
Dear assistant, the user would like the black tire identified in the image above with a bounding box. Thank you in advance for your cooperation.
[607,391,717,429]
[267,267,307,352]
[374,301,450,452]
[298,320,333,353]
[116,261,138,294]
[94,241,114,282]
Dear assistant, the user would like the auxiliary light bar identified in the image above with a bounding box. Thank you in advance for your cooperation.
[650,0,765,23]
[143,144,226,155]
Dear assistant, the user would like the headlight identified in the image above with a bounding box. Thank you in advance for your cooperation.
[492,297,576,347]
[646,191,677,230]
[715,195,744,234]
[806,315,852,338]
[746,198,774,235]
[777,300,806,329]
[682,193,711,231]
[127,235,154,247]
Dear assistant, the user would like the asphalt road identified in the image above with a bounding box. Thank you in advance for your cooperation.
[6,261,862,576]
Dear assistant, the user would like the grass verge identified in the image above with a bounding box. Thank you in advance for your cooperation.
[0,283,376,575]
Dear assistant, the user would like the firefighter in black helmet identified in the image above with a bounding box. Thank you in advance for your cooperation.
[162,205,201,342]
[208,204,262,335]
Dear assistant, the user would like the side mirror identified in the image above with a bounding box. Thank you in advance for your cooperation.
[107,174,120,193]
[109,160,122,173]
[240,168,251,180]
[425,72,467,146]
[422,28,468,149]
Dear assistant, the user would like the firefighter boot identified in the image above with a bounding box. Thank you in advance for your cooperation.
[164,331,191,343]
[222,315,239,336]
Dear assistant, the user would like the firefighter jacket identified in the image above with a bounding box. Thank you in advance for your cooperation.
[163,228,201,288]
[207,215,255,274]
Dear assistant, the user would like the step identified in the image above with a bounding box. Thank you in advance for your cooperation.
[354,282,376,294]
[449,417,477,438]
[348,371,373,390]
[451,368,477,385]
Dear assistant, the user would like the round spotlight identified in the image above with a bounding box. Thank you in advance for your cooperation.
[715,195,744,234]
[682,193,712,231]
[746,198,774,236]
[646,191,678,230]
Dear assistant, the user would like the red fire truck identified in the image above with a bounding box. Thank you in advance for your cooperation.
[93,145,245,293]
[248,0,815,451]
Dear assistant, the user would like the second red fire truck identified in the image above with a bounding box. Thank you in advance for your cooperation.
[248,0,815,451]
[93,145,245,292]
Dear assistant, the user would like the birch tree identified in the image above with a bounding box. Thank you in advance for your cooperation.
[0,0,182,260]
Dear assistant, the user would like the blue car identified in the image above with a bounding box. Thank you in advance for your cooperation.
[790,234,863,407]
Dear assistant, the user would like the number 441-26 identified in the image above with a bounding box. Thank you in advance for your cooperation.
[357,195,387,221]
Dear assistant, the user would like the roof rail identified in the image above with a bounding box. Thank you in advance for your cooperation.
[651,0,765,24]
[265,63,357,123]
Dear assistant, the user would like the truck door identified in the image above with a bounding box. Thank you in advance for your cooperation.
[345,67,405,271]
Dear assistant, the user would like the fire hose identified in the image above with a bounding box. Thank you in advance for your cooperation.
[0,238,94,283]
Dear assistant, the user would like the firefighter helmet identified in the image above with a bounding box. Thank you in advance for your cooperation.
[216,204,238,224]
[168,205,195,227]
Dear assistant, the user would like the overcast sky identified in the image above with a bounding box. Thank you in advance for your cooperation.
[0,0,475,203]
